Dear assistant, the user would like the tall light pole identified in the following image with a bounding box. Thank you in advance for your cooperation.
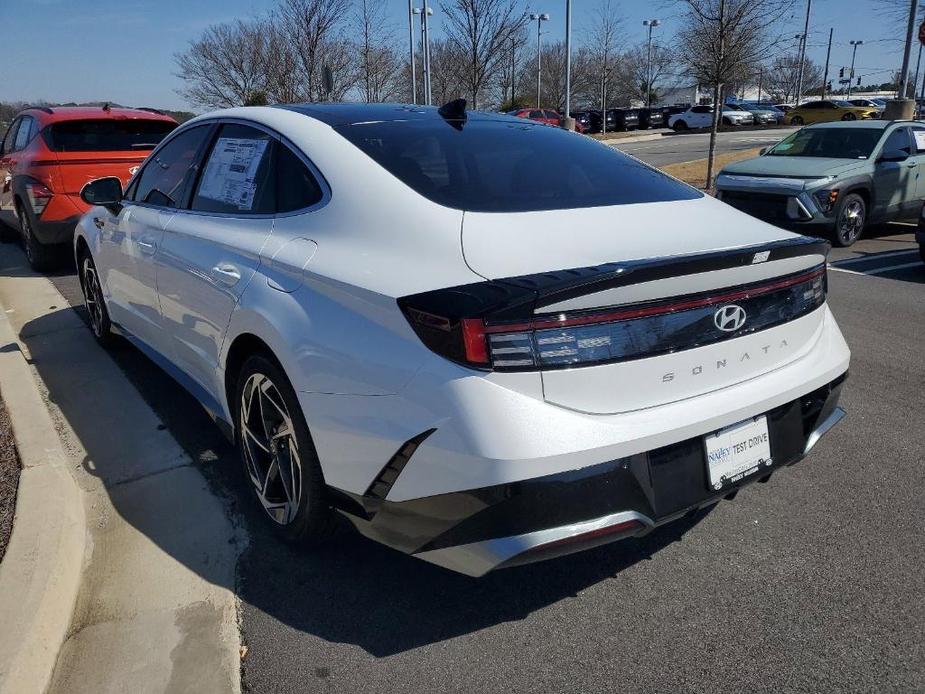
[795,0,812,107]
[821,27,833,99]
[413,4,435,106]
[898,0,920,97]
[848,40,863,98]
[408,0,416,103]
[564,0,572,121]
[643,19,661,109]
[530,13,550,108]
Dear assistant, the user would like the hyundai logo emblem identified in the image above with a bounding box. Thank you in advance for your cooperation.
[714,304,747,332]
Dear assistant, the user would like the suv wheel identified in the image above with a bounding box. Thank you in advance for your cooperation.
[834,192,867,247]
[842,112,857,121]
[78,250,114,346]
[673,120,688,131]
[790,115,804,126]
[236,354,333,543]
[17,205,57,272]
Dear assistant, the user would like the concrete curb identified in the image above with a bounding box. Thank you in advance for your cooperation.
[0,303,86,694]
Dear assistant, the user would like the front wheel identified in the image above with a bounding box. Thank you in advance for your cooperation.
[790,115,804,126]
[833,192,867,247]
[236,354,333,544]
[842,112,857,121]
[78,250,115,347]
[673,120,688,131]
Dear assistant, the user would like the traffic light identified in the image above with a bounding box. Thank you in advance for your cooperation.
[839,67,844,78]
[857,77,861,86]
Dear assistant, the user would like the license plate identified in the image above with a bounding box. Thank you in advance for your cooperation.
[704,416,772,491]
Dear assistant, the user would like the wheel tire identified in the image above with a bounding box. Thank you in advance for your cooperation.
[833,192,867,247]
[77,249,115,347]
[17,204,58,272]
[919,245,925,264]
[673,120,688,131]
[235,354,333,544]
[790,115,804,126]
[842,112,857,121]
[722,116,732,126]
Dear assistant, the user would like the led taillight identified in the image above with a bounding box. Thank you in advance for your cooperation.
[25,181,53,216]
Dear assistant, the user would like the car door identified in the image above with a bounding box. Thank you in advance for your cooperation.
[96,123,214,354]
[155,122,276,399]
[909,125,925,203]
[690,106,711,128]
[872,125,915,220]
[0,118,22,218]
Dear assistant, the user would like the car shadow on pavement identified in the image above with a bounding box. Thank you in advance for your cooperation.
[19,302,711,659]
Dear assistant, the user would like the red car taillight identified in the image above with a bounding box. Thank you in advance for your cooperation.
[25,181,54,216]
[401,266,827,372]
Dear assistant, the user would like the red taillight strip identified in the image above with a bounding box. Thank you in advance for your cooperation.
[483,266,825,335]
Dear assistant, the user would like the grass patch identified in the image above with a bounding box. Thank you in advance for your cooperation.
[0,396,20,564]
[660,147,763,189]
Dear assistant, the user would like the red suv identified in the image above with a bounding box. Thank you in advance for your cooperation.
[0,105,177,270]
[509,108,586,133]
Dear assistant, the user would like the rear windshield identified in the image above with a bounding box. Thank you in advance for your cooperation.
[766,127,883,159]
[334,118,701,212]
[44,119,177,152]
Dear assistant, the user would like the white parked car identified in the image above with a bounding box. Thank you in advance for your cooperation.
[74,103,849,576]
[668,104,754,130]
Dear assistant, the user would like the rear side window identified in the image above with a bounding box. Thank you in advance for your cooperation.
[133,125,212,208]
[191,124,274,215]
[275,144,324,213]
[44,119,176,152]
[336,118,701,212]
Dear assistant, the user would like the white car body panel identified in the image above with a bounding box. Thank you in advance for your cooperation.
[72,104,850,575]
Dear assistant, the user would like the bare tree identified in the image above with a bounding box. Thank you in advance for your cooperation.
[175,19,270,109]
[765,54,823,102]
[427,39,468,105]
[674,0,791,188]
[278,0,354,101]
[584,0,624,115]
[355,0,402,102]
[614,42,674,105]
[441,0,528,109]
[519,41,568,110]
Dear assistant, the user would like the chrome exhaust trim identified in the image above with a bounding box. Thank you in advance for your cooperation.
[804,406,846,455]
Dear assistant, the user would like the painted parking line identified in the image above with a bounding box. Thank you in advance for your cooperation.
[831,249,920,266]
[828,249,923,276]
[866,261,923,275]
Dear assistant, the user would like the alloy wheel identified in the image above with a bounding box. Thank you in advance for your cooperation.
[80,256,105,337]
[17,209,35,266]
[837,197,865,245]
[240,373,303,525]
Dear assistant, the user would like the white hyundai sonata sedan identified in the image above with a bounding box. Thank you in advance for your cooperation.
[74,102,850,576]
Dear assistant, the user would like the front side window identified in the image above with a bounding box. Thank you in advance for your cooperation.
[1,119,21,155]
[336,117,702,212]
[191,123,274,214]
[911,127,925,153]
[133,125,212,208]
[766,127,883,159]
[44,119,176,152]
[881,127,911,155]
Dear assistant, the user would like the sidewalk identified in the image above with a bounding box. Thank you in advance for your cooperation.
[0,244,243,693]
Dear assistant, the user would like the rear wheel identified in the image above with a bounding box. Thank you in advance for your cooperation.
[919,245,925,264]
[17,205,57,272]
[842,112,857,121]
[673,120,688,131]
[722,116,732,126]
[833,192,867,247]
[790,115,804,126]
[236,354,332,544]
[78,250,115,347]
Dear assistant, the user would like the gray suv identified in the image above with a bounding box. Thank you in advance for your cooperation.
[716,120,925,246]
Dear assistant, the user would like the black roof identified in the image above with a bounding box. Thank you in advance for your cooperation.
[275,102,515,126]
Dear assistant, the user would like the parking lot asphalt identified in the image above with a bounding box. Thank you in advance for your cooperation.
[617,128,797,167]
[11,190,923,691]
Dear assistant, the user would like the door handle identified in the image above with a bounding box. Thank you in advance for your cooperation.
[906,161,918,168]
[93,217,105,230]
[137,239,156,253]
[211,263,241,286]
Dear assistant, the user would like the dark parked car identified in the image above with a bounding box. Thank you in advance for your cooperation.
[571,110,599,134]
[605,108,639,131]
[638,108,664,130]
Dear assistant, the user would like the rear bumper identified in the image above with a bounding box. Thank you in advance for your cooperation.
[337,374,847,576]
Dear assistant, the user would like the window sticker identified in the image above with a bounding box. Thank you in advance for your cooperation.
[198,137,269,210]
[913,130,925,152]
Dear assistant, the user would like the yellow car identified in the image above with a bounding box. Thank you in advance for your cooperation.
[786,99,879,125]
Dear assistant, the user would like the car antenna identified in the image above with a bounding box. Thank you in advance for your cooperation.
[438,98,467,129]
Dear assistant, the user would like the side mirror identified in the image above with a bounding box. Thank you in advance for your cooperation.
[879,149,909,163]
[759,146,769,155]
[80,177,123,213]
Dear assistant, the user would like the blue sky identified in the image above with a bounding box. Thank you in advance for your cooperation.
[0,0,914,110]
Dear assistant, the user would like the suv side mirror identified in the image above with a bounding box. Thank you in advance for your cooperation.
[879,149,910,163]
[759,146,769,155]
[80,177,123,213]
